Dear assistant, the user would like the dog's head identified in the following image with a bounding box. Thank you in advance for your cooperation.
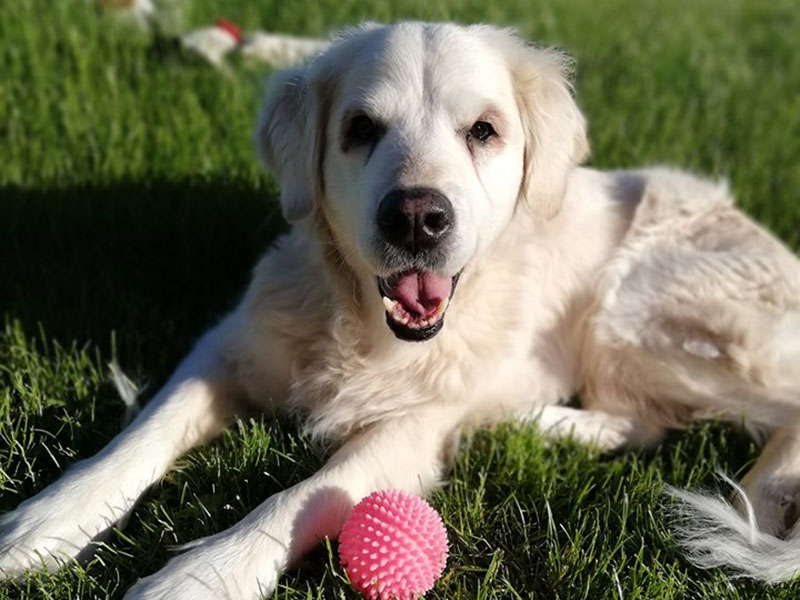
[256,23,588,342]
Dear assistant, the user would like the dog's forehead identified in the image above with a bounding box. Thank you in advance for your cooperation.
[338,24,515,117]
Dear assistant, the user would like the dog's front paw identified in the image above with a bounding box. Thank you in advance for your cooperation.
[0,472,132,577]
[124,531,282,600]
[0,496,96,576]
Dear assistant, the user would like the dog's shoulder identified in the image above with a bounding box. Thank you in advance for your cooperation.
[222,226,333,399]
[244,225,329,316]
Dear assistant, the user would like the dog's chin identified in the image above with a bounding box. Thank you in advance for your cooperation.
[377,271,461,343]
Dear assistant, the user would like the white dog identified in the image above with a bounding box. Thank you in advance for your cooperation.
[2,22,800,598]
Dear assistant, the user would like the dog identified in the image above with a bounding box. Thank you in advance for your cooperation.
[2,22,800,598]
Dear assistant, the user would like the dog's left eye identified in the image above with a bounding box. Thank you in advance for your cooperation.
[468,121,496,143]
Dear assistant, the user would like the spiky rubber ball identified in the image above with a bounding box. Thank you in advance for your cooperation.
[339,489,448,600]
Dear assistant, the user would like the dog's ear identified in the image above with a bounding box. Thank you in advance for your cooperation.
[496,33,589,219]
[255,66,331,222]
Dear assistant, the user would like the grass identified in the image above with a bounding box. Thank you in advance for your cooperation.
[1,0,799,597]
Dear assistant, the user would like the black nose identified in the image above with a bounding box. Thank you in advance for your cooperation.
[377,187,454,253]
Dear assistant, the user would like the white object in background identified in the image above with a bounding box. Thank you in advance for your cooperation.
[99,0,156,25]
[109,361,142,425]
[241,32,329,67]
[182,19,242,68]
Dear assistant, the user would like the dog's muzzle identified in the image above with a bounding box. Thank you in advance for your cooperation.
[375,188,460,342]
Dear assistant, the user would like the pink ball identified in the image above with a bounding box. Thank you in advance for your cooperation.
[339,489,448,600]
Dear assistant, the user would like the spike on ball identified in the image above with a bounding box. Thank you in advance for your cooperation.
[339,489,448,599]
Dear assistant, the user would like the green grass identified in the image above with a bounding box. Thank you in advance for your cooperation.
[1,0,799,597]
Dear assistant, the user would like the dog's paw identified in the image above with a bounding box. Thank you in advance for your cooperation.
[529,405,664,452]
[739,473,800,537]
[0,478,129,577]
[0,500,88,576]
[575,412,659,451]
[124,531,281,600]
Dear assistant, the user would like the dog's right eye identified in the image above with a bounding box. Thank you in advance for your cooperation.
[344,114,382,150]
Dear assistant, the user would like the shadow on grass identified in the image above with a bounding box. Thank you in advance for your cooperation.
[1,177,288,377]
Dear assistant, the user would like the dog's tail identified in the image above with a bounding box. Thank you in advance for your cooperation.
[667,474,800,583]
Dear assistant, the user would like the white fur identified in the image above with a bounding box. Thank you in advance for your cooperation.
[523,405,662,450]
[668,474,800,583]
[2,23,800,597]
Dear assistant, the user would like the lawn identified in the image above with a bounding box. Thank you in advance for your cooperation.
[1,0,799,598]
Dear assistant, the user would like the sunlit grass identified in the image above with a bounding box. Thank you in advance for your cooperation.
[1,0,799,597]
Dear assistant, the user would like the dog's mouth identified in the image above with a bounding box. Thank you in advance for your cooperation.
[377,270,460,342]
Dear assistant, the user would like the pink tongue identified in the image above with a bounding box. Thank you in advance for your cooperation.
[393,271,452,316]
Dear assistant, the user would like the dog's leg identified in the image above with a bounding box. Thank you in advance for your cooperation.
[0,321,241,576]
[738,427,800,536]
[521,405,664,451]
[123,404,460,600]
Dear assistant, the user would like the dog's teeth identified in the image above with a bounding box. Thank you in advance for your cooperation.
[382,296,397,312]
[436,298,449,315]
[401,316,409,325]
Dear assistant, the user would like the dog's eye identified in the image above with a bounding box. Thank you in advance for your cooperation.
[468,121,496,143]
[345,114,382,149]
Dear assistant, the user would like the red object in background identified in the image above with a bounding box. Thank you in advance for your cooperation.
[215,19,242,44]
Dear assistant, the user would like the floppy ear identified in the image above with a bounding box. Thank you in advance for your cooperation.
[503,36,589,219]
[254,66,331,222]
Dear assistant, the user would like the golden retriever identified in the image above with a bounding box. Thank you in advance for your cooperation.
[2,22,800,598]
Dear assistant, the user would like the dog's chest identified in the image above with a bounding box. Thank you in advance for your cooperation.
[282,314,519,438]
[280,272,584,440]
